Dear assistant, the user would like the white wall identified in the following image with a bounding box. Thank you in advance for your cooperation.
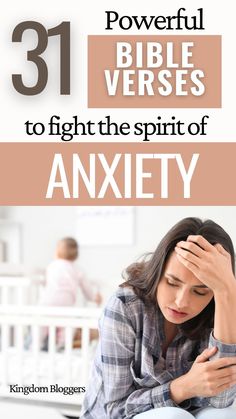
[1,206,236,299]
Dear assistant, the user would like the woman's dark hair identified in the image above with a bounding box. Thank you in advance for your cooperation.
[121,217,235,340]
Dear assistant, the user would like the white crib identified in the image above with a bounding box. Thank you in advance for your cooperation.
[0,276,31,305]
[0,276,101,416]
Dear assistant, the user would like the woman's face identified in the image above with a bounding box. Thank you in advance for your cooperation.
[156,252,214,324]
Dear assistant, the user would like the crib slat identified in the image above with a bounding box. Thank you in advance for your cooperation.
[1,324,9,386]
[32,325,40,385]
[0,304,100,404]
[48,325,56,383]
[81,325,90,383]
[16,286,24,305]
[65,327,73,384]
[1,286,9,305]
[16,325,24,384]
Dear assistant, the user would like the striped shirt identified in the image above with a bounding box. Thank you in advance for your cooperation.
[81,287,236,419]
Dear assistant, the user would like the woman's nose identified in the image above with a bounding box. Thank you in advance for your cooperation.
[175,289,189,309]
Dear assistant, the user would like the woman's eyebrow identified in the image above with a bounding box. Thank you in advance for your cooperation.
[165,273,209,288]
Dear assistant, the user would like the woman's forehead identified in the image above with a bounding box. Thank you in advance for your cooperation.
[163,252,203,286]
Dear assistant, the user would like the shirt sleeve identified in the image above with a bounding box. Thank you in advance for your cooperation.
[100,295,189,418]
[208,331,236,408]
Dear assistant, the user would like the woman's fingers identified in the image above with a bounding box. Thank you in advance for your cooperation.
[175,235,233,291]
[176,235,217,258]
[215,243,231,258]
[211,356,236,370]
[175,245,200,266]
[214,365,236,380]
[214,379,236,393]
[215,243,223,253]
[176,236,230,261]
[175,253,199,277]
[186,235,214,251]
[195,347,217,363]
[176,239,205,258]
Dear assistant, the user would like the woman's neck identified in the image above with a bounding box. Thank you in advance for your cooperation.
[162,320,178,357]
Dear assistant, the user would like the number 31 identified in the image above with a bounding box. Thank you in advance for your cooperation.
[12,21,70,95]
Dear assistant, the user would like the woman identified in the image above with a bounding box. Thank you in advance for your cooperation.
[81,218,236,418]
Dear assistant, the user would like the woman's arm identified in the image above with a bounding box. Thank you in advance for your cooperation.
[170,344,236,406]
[174,236,236,407]
[208,333,236,407]
[175,236,236,343]
[213,272,236,343]
[99,293,187,418]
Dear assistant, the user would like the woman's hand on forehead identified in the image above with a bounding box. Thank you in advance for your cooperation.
[177,235,210,256]
[174,235,235,293]
[187,234,216,250]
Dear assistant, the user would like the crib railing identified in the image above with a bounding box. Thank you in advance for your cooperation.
[0,305,101,406]
[0,277,31,305]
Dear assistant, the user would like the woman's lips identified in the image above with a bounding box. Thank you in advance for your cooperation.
[167,307,188,318]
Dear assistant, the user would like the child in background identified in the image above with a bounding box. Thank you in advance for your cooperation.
[42,237,102,307]
[40,237,102,348]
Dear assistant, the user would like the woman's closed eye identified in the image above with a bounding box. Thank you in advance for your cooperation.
[193,289,209,297]
[166,279,179,287]
[166,279,209,297]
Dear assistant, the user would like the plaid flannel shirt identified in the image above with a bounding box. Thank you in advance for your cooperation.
[81,287,236,419]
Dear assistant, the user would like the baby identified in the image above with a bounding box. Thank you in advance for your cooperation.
[42,237,102,307]
[40,237,102,349]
